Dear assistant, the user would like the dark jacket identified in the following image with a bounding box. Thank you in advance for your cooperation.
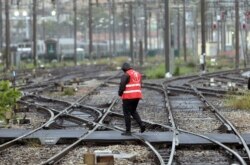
[118,63,131,97]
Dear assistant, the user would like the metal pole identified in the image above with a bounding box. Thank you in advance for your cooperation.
[149,12,152,49]
[235,0,239,69]
[144,3,148,57]
[222,16,226,52]
[177,6,180,56]
[5,0,10,70]
[112,0,116,57]
[108,0,112,56]
[183,0,187,62]
[139,40,143,66]
[88,0,93,60]
[42,0,45,40]
[32,0,37,67]
[73,0,77,65]
[156,13,160,50]
[122,4,126,53]
[164,0,170,74]
[243,27,247,68]
[201,0,206,72]
[129,3,134,64]
[0,0,3,50]
[246,29,249,66]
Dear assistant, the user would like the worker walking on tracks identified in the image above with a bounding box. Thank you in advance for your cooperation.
[118,62,146,136]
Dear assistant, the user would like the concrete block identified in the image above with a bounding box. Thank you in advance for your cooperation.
[84,152,95,165]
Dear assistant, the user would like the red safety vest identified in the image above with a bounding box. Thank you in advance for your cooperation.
[122,69,143,99]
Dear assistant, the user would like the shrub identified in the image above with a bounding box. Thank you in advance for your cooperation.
[63,87,75,96]
[173,66,180,76]
[0,80,21,119]
[186,61,196,68]
[144,64,165,79]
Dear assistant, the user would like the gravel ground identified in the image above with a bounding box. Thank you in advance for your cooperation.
[0,144,67,165]
[174,147,233,165]
[206,97,250,133]
[2,68,250,165]
[58,144,154,165]
[112,88,168,126]
[42,82,100,103]
[0,144,153,165]
[169,94,222,134]
[6,111,47,129]
[220,110,250,133]
[173,111,222,133]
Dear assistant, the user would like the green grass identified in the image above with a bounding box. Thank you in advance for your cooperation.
[0,54,245,79]
[144,63,165,79]
[62,87,75,96]
[224,92,250,110]
[144,57,198,79]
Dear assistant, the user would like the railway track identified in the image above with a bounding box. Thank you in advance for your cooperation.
[162,69,250,164]
[1,66,250,164]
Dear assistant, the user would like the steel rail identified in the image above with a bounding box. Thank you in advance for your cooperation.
[42,71,120,129]
[0,102,54,151]
[161,69,248,164]
[137,82,178,165]
[22,94,103,123]
[41,82,174,165]
[190,85,250,160]
[108,112,173,132]
[125,132,166,165]
[138,82,178,164]
[162,84,179,165]
[0,73,119,152]
[178,129,247,165]
[40,97,119,165]
[21,96,106,128]
[167,85,224,97]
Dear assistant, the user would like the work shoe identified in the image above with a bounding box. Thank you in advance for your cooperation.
[121,132,132,136]
[140,125,146,133]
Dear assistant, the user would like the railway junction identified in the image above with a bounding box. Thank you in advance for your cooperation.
[1,0,250,164]
[0,65,250,165]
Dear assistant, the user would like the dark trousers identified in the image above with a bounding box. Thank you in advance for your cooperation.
[122,99,143,132]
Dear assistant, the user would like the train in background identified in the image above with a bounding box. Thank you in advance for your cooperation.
[16,39,85,61]
[16,38,133,61]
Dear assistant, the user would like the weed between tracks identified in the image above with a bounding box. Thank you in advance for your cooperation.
[223,91,250,110]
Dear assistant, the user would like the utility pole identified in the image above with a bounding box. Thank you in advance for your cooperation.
[5,0,10,70]
[42,0,45,40]
[246,27,249,66]
[177,5,180,56]
[32,0,37,67]
[183,0,187,62]
[88,0,93,60]
[144,3,148,57]
[139,39,143,66]
[108,0,111,56]
[0,0,3,50]
[129,3,134,64]
[73,0,77,65]
[122,4,126,53]
[235,0,239,69]
[164,0,170,75]
[111,0,116,57]
[201,0,206,72]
